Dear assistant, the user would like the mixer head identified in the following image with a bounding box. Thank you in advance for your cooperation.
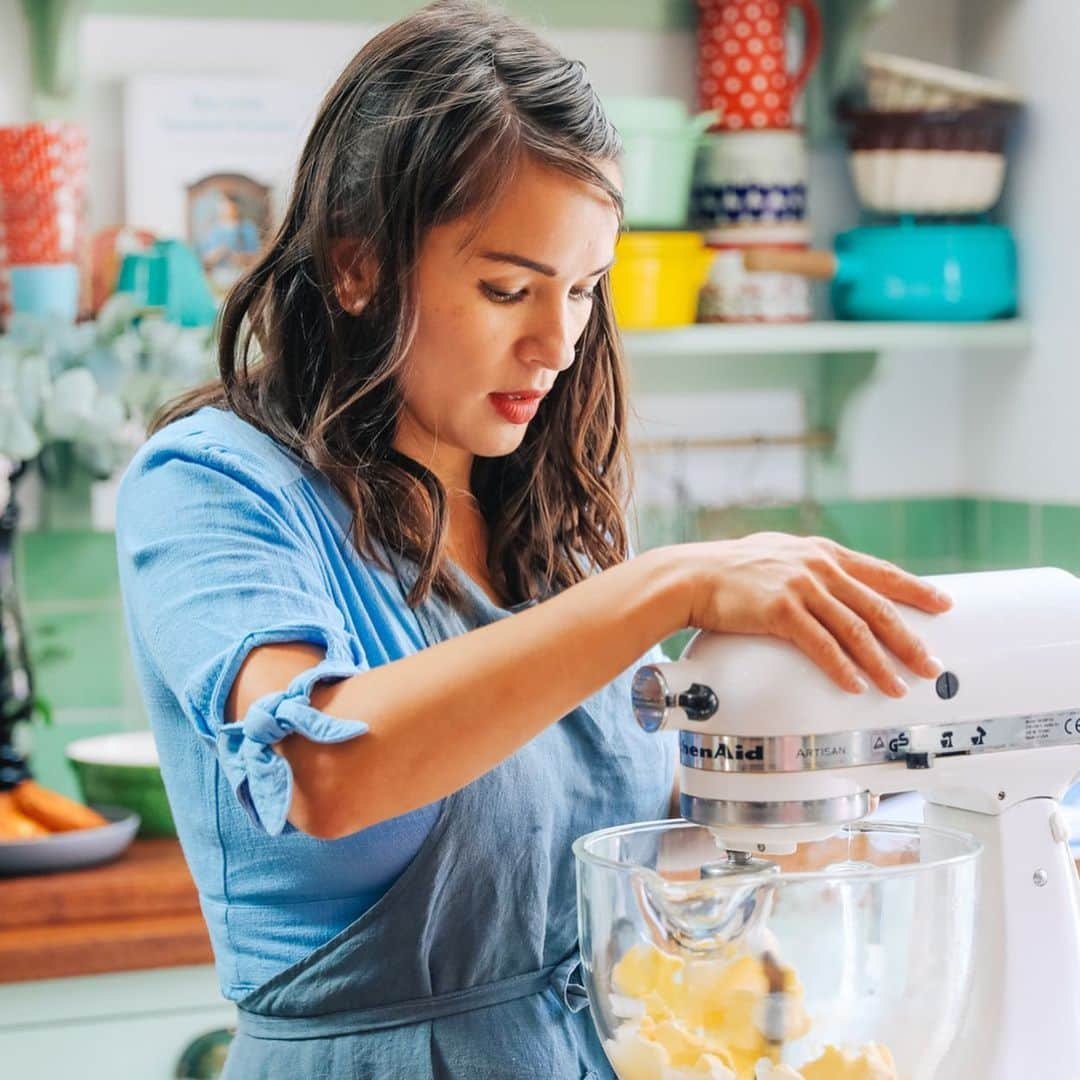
[632,568,1080,850]
[633,659,881,851]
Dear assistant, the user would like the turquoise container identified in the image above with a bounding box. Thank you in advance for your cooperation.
[9,263,80,322]
[116,239,218,327]
[832,222,1018,321]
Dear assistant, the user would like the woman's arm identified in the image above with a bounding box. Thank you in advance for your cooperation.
[229,535,950,840]
[230,546,686,839]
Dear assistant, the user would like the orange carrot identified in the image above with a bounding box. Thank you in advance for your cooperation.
[12,780,108,832]
[0,790,50,839]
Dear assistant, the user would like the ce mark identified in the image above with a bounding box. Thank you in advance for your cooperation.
[1065,717,1080,736]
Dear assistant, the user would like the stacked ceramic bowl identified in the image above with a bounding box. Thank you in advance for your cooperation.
[690,0,825,323]
[845,52,1023,218]
[605,97,718,330]
[0,123,88,327]
[691,131,813,324]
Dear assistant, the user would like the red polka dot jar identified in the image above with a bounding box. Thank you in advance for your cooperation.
[0,123,88,265]
[0,123,88,326]
[697,0,823,131]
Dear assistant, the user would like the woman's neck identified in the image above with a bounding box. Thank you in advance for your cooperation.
[389,430,500,600]
[392,414,474,496]
[444,491,504,606]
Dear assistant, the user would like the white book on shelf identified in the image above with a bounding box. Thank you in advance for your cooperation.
[122,75,318,295]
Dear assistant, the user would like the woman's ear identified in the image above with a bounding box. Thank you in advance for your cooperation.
[330,239,377,315]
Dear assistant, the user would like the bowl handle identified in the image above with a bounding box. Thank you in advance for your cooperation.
[787,0,824,100]
[744,248,837,279]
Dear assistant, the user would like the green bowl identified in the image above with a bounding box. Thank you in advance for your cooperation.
[65,732,176,837]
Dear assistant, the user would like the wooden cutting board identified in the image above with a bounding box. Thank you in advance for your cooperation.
[0,838,213,983]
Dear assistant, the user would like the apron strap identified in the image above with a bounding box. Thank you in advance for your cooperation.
[549,952,590,1014]
[235,950,587,1040]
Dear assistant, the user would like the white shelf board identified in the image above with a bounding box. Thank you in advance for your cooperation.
[622,320,1032,358]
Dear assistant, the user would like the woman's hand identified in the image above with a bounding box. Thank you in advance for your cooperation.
[675,533,952,697]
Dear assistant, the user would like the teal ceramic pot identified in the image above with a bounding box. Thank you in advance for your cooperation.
[116,240,218,327]
[832,222,1017,321]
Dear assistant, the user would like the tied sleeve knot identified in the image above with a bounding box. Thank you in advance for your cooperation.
[215,655,368,836]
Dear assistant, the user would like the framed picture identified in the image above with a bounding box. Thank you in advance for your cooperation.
[124,76,316,293]
[187,173,271,292]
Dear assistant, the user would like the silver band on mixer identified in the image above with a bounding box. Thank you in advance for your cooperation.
[679,705,1080,773]
[681,790,876,828]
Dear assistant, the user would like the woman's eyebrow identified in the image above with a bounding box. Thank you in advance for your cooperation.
[478,250,614,277]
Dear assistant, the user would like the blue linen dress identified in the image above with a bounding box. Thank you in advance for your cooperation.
[116,406,676,1077]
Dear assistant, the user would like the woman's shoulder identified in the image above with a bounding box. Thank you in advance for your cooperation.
[123,406,305,497]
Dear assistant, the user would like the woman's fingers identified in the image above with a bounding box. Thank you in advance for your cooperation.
[691,535,951,696]
[802,582,910,697]
[831,544,953,614]
[770,596,869,695]
[824,570,943,681]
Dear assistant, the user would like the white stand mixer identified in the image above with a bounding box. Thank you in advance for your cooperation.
[630,567,1080,1078]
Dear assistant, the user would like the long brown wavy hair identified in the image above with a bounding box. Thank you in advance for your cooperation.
[153,0,631,608]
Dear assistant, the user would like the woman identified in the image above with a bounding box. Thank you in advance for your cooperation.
[116,3,949,1076]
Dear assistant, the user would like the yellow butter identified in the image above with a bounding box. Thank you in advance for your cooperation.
[607,944,895,1080]
[799,1043,898,1080]
[613,942,686,1000]
[606,1022,672,1080]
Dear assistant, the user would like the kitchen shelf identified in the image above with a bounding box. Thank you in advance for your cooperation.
[624,318,1031,504]
[622,319,1032,359]
[86,0,692,29]
[26,0,899,144]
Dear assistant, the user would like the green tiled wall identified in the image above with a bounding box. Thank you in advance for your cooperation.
[639,497,1080,577]
[12,499,1080,792]
[644,496,1080,658]
[14,530,146,800]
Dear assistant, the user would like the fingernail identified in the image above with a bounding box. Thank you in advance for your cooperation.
[927,655,944,676]
[935,590,953,607]
[892,675,909,697]
[851,674,870,693]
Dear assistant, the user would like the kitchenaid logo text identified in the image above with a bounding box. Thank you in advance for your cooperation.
[680,737,849,765]
[680,739,763,762]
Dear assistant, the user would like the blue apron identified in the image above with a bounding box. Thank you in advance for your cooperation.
[222,558,674,1079]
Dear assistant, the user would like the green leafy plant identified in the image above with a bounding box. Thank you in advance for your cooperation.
[0,294,217,481]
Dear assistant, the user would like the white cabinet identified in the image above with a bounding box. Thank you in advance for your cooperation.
[0,965,236,1079]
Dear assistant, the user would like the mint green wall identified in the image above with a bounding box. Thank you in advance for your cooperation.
[87,0,696,31]
[17,530,146,799]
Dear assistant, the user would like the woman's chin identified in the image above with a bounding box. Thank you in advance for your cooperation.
[471,425,529,459]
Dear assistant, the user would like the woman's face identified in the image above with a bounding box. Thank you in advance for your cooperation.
[393,156,621,490]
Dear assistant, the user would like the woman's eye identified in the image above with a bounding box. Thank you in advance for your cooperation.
[481,283,526,304]
[480,282,597,304]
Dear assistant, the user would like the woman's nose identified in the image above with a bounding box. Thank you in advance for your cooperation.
[519,308,579,372]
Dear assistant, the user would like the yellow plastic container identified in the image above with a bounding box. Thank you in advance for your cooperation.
[609,231,714,330]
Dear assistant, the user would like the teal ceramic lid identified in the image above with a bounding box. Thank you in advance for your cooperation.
[604,95,689,131]
[605,96,716,136]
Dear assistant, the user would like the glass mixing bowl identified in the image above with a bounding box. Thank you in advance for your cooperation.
[573,820,980,1080]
